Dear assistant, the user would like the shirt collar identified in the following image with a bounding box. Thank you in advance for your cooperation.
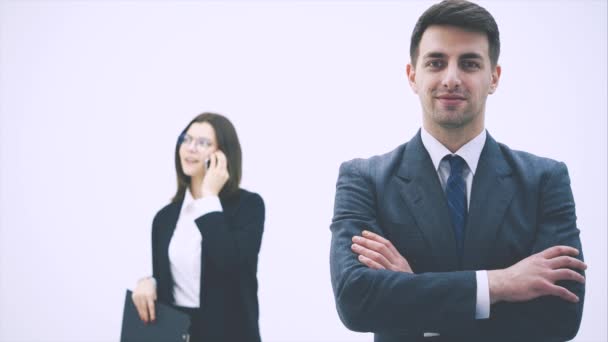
[181,188,196,213]
[420,127,486,175]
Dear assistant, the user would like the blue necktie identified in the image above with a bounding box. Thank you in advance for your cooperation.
[444,155,467,259]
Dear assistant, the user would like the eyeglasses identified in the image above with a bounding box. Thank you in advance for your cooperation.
[178,133,214,150]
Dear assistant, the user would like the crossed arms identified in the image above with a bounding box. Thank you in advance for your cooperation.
[330,159,586,339]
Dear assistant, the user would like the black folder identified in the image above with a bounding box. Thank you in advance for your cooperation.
[120,289,191,342]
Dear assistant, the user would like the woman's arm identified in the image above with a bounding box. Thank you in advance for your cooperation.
[196,192,265,274]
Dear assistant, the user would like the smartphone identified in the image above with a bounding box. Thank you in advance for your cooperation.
[205,158,211,169]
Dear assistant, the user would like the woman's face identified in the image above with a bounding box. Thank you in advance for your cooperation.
[179,122,218,179]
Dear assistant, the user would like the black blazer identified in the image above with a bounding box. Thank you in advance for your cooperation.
[152,189,265,342]
[330,131,584,342]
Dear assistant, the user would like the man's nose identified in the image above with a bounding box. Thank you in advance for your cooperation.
[441,64,462,90]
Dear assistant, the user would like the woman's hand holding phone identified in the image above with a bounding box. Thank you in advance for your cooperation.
[201,150,230,197]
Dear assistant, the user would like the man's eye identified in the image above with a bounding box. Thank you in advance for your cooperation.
[461,60,481,70]
[426,60,444,69]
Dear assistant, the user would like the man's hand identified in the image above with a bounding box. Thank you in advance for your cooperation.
[488,245,587,304]
[351,230,413,273]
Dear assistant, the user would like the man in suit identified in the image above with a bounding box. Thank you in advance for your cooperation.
[329,1,586,341]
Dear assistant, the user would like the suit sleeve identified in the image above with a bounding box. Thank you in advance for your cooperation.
[151,211,161,281]
[195,192,265,274]
[483,162,585,341]
[330,160,478,335]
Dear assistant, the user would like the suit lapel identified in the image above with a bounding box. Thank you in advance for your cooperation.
[159,201,181,259]
[395,131,460,270]
[153,201,181,303]
[462,133,515,269]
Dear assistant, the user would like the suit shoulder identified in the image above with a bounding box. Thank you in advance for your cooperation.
[236,188,264,204]
[497,142,568,180]
[338,143,407,177]
[224,188,265,212]
[152,202,179,223]
[498,143,563,170]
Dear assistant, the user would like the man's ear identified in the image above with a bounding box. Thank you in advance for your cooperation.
[489,64,501,94]
[406,63,418,94]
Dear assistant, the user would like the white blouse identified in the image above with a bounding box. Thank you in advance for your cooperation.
[167,189,222,308]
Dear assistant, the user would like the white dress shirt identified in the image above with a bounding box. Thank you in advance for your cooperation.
[420,128,490,320]
[167,189,222,308]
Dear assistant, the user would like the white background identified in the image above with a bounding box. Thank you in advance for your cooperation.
[0,0,606,341]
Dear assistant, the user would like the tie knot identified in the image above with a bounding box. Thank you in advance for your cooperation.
[444,154,466,176]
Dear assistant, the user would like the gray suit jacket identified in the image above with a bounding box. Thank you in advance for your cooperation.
[330,130,584,342]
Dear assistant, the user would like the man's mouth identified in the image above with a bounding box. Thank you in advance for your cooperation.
[436,94,466,105]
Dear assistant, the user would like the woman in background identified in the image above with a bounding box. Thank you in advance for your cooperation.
[132,112,265,342]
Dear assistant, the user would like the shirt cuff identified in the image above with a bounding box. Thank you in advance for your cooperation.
[191,195,223,218]
[475,270,490,319]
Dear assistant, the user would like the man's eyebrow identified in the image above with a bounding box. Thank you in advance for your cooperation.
[459,53,483,60]
[421,52,484,60]
[422,52,447,59]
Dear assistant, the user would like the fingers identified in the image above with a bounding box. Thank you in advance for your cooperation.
[351,243,391,269]
[352,235,392,262]
[550,268,586,284]
[361,230,388,244]
[132,294,150,323]
[357,254,386,270]
[493,247,585,304]
[362,230,401,256]
[207,151,228,174]
[208,152,218,170]
[216,150,228,173]
[547,255,587,271]
[147,296,156,323]
[541,245,579,259]
[545,283,580,303]
[132,280,156,324]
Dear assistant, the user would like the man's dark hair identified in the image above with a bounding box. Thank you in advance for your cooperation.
[410,0,500,67]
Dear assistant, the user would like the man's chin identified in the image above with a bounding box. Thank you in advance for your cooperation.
[438,121,469,129]
[431,111,476,129]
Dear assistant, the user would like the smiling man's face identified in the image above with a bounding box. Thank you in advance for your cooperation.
[407,25,501,133]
